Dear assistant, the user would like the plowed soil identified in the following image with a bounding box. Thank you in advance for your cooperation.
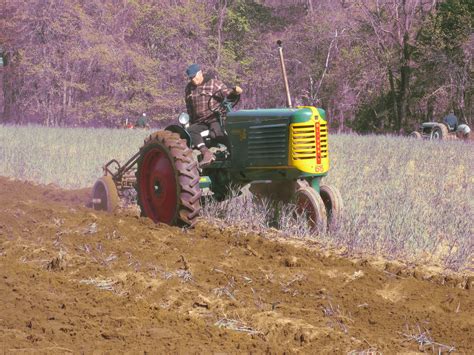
[0,176,472,354]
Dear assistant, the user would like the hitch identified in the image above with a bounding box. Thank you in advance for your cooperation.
[103,151,141,190]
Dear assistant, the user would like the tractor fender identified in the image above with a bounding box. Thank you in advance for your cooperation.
[165,125,192,147]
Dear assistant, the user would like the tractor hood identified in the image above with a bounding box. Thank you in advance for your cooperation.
[227,107,318,124]
[224,106,329,174]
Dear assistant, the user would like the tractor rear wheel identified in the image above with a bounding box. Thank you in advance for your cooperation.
[136,131,201,226]
[409,131,422,139]
[91,175,119,212]
[295,186,327,234]
[430,124,449,140]
[319,185,343,231]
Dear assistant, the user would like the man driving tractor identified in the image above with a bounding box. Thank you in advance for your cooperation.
[184,63,242,167]
[93,42,343,232]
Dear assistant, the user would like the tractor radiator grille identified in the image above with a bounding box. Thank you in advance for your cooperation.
[291,122,328,163]
[247,123,287,164]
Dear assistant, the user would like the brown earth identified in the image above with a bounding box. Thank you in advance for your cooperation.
[0,176,472,354]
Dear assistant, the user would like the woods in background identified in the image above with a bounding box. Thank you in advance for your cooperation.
[0,0,472,132]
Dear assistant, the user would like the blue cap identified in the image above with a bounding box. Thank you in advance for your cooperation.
[186,64,200,78]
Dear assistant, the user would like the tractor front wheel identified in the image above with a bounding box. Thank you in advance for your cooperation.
[409,131,422,139]
[295,186,327,234]
[91,175,119,212]
[136,131,201,226]
[319,185,344,231]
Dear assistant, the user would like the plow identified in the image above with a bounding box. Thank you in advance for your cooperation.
[91,153,139,213]
[91,41,343,233]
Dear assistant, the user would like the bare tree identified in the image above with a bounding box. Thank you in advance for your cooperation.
[354,0,438,130]
[312,28,346,101]
[215,0,228,69]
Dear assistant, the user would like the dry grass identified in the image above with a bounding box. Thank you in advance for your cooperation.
[1,125,472,270]
[399,324,456,353]
[0,125,149,188]
[326,134,473,271]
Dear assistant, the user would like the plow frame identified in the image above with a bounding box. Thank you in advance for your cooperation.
[103,151,140,192]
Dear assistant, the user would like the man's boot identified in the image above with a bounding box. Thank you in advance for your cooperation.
[199,147,215,168]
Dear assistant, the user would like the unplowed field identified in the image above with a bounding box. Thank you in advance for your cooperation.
[0,177,472,353]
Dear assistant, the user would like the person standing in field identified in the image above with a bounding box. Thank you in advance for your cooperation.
[184,63,242,167]
[135,113,150,129]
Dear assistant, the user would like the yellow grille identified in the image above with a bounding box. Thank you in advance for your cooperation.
[289,109,329,174]
[318,121,329,161]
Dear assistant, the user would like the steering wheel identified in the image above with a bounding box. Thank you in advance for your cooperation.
[207,89,241,115]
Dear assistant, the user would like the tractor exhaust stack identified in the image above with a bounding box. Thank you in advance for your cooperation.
[277,40,293,108]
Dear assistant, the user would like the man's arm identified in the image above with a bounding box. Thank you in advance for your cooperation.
[211,79,242,100]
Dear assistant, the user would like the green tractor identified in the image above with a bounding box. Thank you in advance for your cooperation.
[92,41,343,233]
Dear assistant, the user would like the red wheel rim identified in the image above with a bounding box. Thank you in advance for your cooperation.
[138,147,178,224]
[297,193,317,229]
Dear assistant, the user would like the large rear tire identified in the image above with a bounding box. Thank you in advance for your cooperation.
[319,185,343,231]
[91,175,119,212]
[136,131,201,226]
[430,124,449,140]
[295,186,327,234]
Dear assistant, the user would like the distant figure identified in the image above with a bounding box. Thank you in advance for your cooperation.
[135,113,149,129]
[443,110,458,131]
[123,118,134,129]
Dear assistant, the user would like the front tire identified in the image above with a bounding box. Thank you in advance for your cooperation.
[136,131,201,226]
[430,124,449,140]
[319,185,344,231]
[295,186,327,234]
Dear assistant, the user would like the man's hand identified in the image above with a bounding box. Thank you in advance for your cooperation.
[233,86,243,95]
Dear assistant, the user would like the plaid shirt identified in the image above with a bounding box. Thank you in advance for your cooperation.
[185,79,232,124]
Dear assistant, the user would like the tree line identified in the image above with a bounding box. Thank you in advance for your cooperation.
[0,0,472,132]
